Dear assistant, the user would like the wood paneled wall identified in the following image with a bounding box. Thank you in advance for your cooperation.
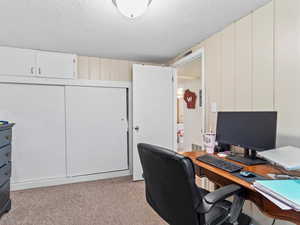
[173,1,300,224]
[203,1,275,131]
[77,56,133,81]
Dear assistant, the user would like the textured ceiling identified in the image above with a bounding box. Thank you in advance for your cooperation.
[0,0,271,63]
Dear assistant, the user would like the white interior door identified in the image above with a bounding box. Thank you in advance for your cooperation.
[66,86,128,176]
[133,64,176,181]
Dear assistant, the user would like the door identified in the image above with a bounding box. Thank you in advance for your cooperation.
[0,47,36,76]
[0,84,66,183]
[37,51,76,79]
[66,86,128,176]
[133,64,176,181]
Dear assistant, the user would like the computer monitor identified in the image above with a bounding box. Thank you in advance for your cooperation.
[216,111,277,165]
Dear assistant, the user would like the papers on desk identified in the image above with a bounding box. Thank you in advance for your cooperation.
[253,180,300,211]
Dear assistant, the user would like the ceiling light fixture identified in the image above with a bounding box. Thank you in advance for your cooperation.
[112,0,152,19]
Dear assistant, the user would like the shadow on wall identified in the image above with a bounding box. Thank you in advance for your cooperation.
[277,135,300,148]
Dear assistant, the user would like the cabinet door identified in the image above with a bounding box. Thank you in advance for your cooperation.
[0,84,66,183]
[66,86,128,176]
[37,51,76,79]
[0,47,36,76]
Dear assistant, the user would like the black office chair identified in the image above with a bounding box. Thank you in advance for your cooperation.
[137,143,251,225]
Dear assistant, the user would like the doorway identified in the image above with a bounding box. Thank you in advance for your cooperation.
[173,49,205,152]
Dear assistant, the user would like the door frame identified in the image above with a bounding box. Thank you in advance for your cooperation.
[171,47,206,147]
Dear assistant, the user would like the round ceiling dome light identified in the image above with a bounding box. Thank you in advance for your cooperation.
[112,0,152,19]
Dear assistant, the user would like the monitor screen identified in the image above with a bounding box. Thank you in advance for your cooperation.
[216,112,277,151]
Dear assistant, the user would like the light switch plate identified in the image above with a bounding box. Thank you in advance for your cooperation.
[211,102,218,113]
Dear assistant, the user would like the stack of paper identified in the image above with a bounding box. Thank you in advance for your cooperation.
[253,180,300,211]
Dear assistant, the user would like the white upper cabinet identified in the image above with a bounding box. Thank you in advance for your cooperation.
[37,51,76,79]
[0,47,36,76]
[0,46,76,79]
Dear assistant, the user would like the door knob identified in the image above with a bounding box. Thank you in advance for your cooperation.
[134,126,140,131]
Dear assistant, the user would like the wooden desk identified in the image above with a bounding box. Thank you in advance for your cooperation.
[182,151,300,225]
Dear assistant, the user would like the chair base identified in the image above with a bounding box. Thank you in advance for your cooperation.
[223,213,251,225]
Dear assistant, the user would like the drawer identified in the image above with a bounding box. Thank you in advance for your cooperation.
[0,145,11,167]
[0,129,11,149]
[0,181,10,211]
[0,164,11,187]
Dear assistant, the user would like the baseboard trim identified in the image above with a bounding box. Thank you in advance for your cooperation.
[11,170,131,191]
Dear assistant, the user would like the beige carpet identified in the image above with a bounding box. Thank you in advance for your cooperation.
[0,176,168,225]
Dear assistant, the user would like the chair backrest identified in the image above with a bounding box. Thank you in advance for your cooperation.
[138,143,204,225]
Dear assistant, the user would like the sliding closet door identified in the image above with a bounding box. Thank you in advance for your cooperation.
[0,84,66,183]
[66,86,128,176]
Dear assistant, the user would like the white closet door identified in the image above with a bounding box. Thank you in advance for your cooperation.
[66,86,128,176]
[0,84,66,183]
[0,47,36,76]
[37,51,76,79]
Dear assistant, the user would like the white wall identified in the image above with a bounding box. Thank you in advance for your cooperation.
[177,59,202,150]
[178,79,202,150]
[77,56,133,81]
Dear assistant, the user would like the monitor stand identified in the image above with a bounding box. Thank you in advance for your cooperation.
[227,149,267,166]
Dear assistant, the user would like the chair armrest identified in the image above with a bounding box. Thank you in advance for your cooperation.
[204,184,243,204]
[197,184,244,214]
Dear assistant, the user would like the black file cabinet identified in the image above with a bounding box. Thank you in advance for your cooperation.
[0,124,14,217]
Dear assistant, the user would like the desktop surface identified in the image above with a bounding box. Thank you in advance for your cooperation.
[181,150,300,225]
[183,151,281,190]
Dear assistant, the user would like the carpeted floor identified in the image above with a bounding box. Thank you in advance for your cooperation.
[0,176,168,225]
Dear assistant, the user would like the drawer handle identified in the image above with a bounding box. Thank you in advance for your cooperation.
[5,153,9,157]
[5,136,10,140]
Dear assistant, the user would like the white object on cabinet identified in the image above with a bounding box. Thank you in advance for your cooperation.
[0,47,36,76]
[0,46,76,79]
[66,86,128,177]
[0,83,66,183]
[36,51,76,79]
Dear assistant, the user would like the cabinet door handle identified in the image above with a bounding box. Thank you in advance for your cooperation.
[38,68,41,75]
[30,67,34,74]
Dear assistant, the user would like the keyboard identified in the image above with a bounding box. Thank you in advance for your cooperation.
[196,155,243,173]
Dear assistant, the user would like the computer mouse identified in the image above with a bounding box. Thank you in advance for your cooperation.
[240,171,256,178]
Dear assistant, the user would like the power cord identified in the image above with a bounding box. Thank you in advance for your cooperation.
[271,219,276,225]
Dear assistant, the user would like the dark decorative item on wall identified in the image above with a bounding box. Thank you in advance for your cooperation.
[184,89,197,109]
